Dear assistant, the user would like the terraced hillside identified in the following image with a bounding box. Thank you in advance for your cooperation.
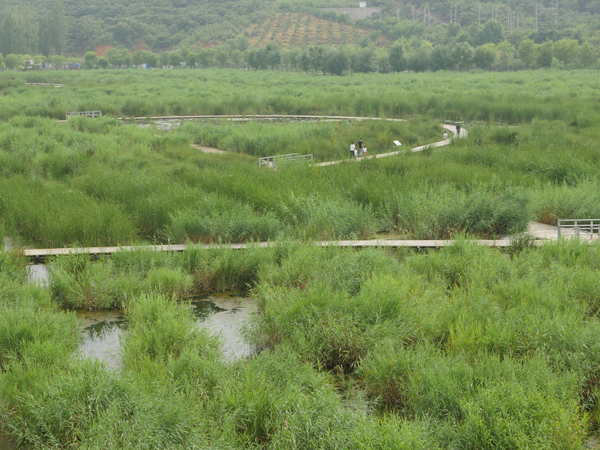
[242,13,388,48]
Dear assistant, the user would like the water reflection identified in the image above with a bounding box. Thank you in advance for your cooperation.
[77,310,126,370]
[27,264,50,287]
[193,295,258,360]
[76,295,257,368]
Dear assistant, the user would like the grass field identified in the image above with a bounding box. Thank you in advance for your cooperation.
[2,68,600,447]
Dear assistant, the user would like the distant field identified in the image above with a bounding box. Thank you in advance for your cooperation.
[1,69,599,124]
[242,13,385,48]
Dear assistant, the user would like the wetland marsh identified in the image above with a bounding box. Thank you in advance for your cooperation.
[2,69,600,448]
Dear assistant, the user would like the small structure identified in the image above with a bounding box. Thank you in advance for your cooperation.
[63,62,80,70]
[557,219,600,238]
[258,153,313,168]
[321,5,382,20]
[66,111,102,120]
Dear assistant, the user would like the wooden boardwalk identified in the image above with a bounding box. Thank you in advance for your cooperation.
[22,239,527,262]
[119,114,408,122]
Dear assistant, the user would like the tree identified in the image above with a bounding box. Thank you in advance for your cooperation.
[430,45,451,71]
[4,54,19,70]
[281,50,291,71]
[1,13,26,56]
[169,52,183,67]
[474,44,496,69]
[159,52,171,67]
[216,49,229,67]
[187,52,199,68]
[248,48,267,70]
[132,50,146,66]
[553,38,578,65]
[353,47,378,73]
[299,49,311,73]
[376,50,390,73]
[266,44,282,70]
[536,41,553,68]
[450,42,474,70]
[407,41,432,72]
[577,42,597,67]
[308,46,325,72]
[49,54,62,68]
[288,48,301,72]
[14,6,38,56]
[323,47,349,75]
[67,16,100,52]
[38,17,52,57]
[233,36,249,52]
[146,52,159,68]
[389,41,407,72]
[518,39,536,67]
[230,50,243,68]
[477,20,503,45]
[84,51,97,69]
[496,41,515,68]
[50,0,66,55]
[97,56,109,69]
[105,48,131,67]
[199,49,216,67]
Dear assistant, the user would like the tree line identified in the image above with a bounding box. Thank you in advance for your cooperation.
[0,19,598,73]
[0,0,65,57]
[62,36,600,73]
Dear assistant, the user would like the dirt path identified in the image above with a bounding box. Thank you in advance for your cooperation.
[191,143,226,154]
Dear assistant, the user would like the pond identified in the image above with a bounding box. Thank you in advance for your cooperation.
[77,294,257,369]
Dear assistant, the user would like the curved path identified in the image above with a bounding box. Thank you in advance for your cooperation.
[121,114,466,164]
[317,123,467,167]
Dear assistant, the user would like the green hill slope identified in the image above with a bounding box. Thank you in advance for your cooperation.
[0,0,598,56]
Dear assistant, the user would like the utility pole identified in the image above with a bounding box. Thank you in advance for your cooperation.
[412,5,415,21]
[478,3,481,24]
[535,2,538,29]
[555,0,558,23]
[454,5,458,24]
[450,6,452,23]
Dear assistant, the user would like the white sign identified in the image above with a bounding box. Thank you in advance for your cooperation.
[393,140,402,146]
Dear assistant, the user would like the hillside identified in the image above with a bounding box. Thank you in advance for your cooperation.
[0,0,598,56]
[242,13,387,48]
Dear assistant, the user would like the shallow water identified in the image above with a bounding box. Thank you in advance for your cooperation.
[27,264,50,287]
[77,295,257,368]
[193,294,258,360]
[77,309,126,370]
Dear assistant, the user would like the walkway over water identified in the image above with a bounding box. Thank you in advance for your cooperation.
[20,222,597,263]
[21,240,520,262]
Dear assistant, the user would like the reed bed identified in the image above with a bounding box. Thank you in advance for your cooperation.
[4,240,600,447]
[4,112,600,247]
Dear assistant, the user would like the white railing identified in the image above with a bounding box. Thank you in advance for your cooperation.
[258,153,313,168]
[557,219,600,238]
[66,111,102,120]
